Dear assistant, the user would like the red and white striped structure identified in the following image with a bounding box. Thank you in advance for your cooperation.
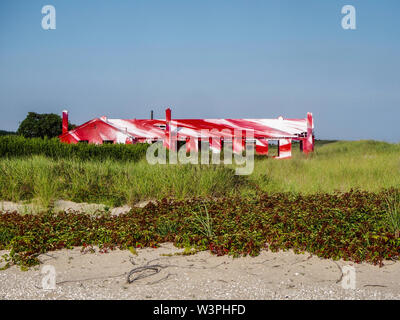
[59,108,314,158]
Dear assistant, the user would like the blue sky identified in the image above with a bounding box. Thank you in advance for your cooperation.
[0,0,399,141]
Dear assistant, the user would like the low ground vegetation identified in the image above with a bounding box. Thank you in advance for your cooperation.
[1,191,399,268]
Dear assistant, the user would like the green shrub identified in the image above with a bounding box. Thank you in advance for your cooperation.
[0,135,148,161]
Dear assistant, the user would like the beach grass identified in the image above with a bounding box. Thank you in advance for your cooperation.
[0,140,399,208]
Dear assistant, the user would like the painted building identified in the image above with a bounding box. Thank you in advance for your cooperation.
[59,108,314,159]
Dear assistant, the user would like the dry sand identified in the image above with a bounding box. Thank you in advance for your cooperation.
[1,243,400,300]
[0,200,157,215]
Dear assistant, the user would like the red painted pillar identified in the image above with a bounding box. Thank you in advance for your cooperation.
[276,139,292,159]
[233,130,244,154]
[255,138,269,155]
[210,136,222,153]
[186,137,199,153]
[303,112,314,154]
[164,108,171,149]
[62,110,68,135]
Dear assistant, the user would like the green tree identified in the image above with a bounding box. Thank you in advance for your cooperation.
[17,112,75,138]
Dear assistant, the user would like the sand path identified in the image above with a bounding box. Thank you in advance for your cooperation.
[1,243,400,299]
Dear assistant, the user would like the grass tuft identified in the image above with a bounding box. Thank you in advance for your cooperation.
[384,189,400,238]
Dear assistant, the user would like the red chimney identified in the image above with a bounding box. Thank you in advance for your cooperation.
[62,110,68,135]
[164,108,172,149]
[165,108,171,123]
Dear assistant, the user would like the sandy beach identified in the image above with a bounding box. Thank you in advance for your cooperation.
[1,242,399,300]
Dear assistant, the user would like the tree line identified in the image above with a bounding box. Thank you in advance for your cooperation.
[2,112,75,138]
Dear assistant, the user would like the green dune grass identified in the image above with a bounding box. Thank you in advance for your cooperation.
[0,140,399,208]
[250,140,400,194]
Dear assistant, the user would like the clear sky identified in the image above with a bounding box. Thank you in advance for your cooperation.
[0,0,399,141]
